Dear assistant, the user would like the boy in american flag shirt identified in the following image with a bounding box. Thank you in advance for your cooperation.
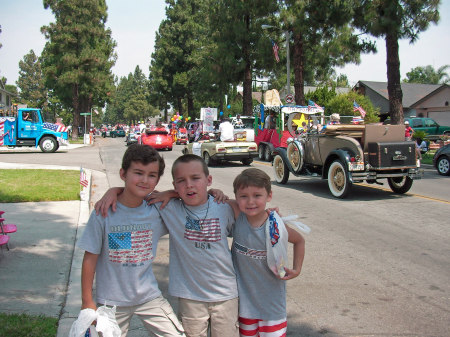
[78,144,185,337]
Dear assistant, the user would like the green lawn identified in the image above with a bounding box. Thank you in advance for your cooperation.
[0,169,82,202]
[0,169,82,334]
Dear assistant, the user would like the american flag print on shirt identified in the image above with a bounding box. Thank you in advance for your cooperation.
[184,216,221,242]
[108,230,153,265]
[233,241,266,260]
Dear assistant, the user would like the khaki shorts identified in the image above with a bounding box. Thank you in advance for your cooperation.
[178,297,239,337]
[113,296,185,337]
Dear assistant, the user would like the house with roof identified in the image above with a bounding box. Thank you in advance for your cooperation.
[353,81,450,125]
[0,81,16,116]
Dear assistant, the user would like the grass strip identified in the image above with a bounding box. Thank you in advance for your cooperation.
[0,169,81,202]
[0,313,58,337]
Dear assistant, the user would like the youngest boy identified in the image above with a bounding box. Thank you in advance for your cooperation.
[77,144,185,337]
[229,168,305,336]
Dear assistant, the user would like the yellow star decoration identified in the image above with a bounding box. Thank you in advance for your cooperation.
[292,113,308,128]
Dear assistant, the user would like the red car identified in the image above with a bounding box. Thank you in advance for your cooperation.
[140,128,173,151]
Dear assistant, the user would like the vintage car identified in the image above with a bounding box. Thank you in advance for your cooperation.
[272,121,422,198]
[140,128,173,151]
[182,139,258,166]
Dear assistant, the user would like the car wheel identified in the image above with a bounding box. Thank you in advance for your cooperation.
[39,136,58,153]
[287,142,303,173]
[436,156,450,176]
[387,176,413,193]
[203,152,214,167]
[327,159,351,198]
[264,145,273,162]
[241,158,253,166]
[273,154,289,184]
[258,145,265,160]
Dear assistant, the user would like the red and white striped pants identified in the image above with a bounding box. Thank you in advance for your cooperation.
[238,317,287,337]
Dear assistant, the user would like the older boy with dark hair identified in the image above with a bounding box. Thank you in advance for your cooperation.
[78,144,185,337]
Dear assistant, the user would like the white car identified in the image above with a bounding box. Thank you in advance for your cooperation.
[231,116,255,141]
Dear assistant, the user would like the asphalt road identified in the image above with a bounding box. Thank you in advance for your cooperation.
[1,137,449,336]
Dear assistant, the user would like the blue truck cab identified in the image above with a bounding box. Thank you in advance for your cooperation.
[0,108,69,153]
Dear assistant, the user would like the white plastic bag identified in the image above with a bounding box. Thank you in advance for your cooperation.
[265,211,289,278]
[69,305,121,337]
[281,215,311,234]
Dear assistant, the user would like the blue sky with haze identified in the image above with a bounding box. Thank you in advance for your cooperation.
[1,0,449,88]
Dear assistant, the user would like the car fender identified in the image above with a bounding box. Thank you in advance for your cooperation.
[323,149,352,179]
[272,147,295,172]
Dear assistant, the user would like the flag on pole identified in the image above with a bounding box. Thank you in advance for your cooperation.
[80,167,88,188]
[353,101,367,118]
[308,100,324,112]
[271,40,280,63]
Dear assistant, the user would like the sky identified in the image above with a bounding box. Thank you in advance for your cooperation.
[0,0,449,88]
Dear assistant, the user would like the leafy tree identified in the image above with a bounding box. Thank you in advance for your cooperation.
[404,65,449,84]
[326,91,379,123]
[353,0,440,125]
[107,67,159,125]
[41,0,117,138]
[16,50,48,109]
[279,0,375,105]
[335,74,350,88]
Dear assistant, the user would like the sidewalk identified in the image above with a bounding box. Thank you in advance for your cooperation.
[0,144,150,336]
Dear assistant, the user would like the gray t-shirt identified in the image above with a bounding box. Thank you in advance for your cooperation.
[78,201,168,306]
[232,212,286,320]
[158,196,238,302]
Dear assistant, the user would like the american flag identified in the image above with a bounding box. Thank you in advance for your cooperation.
[80,167,88,188]
[351,116,364,124]
[233,241,266,260]
[308,100,324,112]
[0,119,4,146]
[271,40,280,63]
[43,122,69,133]
[184,217,221,242]
[353,101,367,118]
[108,230,153,264]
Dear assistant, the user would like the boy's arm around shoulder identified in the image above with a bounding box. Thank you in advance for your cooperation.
[280,225,305,281]
[95,187,124,217]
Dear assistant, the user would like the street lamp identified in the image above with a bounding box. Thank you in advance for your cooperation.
[262,25,290,96]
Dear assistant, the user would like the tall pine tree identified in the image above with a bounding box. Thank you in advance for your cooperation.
[41,0,116,138]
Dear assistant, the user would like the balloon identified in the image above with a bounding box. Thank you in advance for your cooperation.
[220,111,223,116]
[188,117,191,120]
[227,105,231,109]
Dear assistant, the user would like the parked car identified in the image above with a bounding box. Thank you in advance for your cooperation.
[384,117,450,139]
[182,139,258,166]
[272,118,422,198]
[125,132,140,146]
[140,129,173,151]
[111,127,126,138]
[433,143,450,176]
